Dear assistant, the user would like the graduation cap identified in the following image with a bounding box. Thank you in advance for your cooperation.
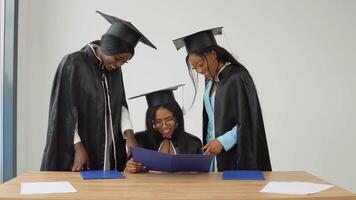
[129,84,185,107]
[173,27,223,53]
[97,11,156,49]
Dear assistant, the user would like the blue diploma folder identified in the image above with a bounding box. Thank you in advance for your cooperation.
[223,170,265,180]
[80,170,125,180]
[132,146,214,173]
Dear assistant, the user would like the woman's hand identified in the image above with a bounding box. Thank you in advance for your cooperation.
[72,142,90,172]
[125,159,147,173]
[202,139,223,155]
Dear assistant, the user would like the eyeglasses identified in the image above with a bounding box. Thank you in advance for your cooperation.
[153,118,176,129]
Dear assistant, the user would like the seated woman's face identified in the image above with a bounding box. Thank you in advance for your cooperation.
[153,108,177,138]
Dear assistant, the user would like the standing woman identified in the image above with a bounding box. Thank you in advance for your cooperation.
[173,27,271,171]
[41,11,156,172]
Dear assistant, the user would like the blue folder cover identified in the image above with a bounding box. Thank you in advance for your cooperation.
[223,170,265,180]
[80,170,125,180]
[132,146,214,172]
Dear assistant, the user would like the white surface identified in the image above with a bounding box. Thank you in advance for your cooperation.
[21,181,77,195]
[260,181,334,195]
[17,0,356,193]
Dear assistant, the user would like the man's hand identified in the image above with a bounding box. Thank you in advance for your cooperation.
[72,142,90,172]
[125,129,138,158]
[202,139,224,155]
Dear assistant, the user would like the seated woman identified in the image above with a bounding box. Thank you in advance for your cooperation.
[125,85,202,173]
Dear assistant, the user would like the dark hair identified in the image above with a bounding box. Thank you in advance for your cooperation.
[100,33,135,57]
[185,45,241,107]
[145,101,185,136]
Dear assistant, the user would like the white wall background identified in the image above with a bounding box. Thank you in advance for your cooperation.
[17,0,356,192]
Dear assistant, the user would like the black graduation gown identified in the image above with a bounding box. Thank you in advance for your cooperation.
[135,130,202,154]
[41,42,127,171]
[203,63,272,171]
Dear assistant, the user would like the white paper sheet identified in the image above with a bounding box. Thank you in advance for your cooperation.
[260,181,334,195]
[21,181,77,195]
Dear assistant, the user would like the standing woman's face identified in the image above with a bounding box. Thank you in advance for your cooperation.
[102,52,132,71]
[153,108,177,138]
[188,51,218,80]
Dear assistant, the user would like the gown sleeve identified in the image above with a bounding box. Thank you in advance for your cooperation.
[41,54,80,171]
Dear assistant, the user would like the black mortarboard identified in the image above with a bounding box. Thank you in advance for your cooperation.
[129,84,185,107]
[97,11,156,49]
[173,27,223,53]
